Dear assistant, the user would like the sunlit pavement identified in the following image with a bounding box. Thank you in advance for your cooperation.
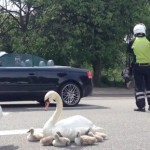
[0,87,150,150]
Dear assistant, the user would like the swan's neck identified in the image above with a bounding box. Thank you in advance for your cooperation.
[43,94,63,130]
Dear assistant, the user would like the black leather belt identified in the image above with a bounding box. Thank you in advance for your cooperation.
[136,63,150,66]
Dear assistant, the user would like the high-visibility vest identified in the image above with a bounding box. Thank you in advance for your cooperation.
[131,37,150,63]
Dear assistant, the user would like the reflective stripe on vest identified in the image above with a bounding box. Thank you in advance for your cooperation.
[131,37,150,63]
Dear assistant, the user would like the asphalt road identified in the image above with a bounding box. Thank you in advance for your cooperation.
[0,87,150,150]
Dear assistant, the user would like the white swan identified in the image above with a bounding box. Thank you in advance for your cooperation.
[42,91,103,141]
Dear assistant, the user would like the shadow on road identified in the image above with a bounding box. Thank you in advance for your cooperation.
[92,87,134,97]
[0,145,19,150]
[91,93,134,97]
[0,103,110,112]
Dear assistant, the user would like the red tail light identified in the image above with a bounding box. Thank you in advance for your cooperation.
[87,71,92,79]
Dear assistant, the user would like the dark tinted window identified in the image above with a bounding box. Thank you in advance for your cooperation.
[0,53,47,67]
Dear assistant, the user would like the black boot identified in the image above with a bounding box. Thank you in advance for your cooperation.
[134,108,145,112]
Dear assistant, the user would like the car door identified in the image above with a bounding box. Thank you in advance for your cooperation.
[36,67,60,92]
[0,67,38,100]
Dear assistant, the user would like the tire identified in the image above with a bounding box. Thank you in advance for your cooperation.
[59,82,81,107]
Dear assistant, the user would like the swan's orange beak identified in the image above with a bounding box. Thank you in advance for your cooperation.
[45,100,50,111]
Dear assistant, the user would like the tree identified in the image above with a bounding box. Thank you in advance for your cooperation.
[0,0,44,52]
[55,0,150,86]
[0,0,150,87]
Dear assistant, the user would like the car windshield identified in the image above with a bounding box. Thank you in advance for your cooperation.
[0,53,54,67]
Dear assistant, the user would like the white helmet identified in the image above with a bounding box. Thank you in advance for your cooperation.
[133,23,146,35]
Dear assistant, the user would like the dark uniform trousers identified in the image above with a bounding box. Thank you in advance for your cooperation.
[133,64,150,108]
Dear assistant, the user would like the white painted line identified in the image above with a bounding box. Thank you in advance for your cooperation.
[3,112,9,116]
[0,128,43,136]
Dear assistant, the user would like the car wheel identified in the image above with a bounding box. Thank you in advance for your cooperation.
[59,82,81,107]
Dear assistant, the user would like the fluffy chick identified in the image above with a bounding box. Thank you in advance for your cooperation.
[87,131,103,142]
[40,136,54,146]
[52,132,70,147]
[75,131,97,146]
[40,131,64,146]
[87,127,107,140]
[27,127,43,142]
[95,132,107,140]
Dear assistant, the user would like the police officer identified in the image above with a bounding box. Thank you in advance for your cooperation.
[128,23,150,112]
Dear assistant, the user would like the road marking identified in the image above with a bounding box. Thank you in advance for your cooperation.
[3,112,9,116]
[0,128,42,136]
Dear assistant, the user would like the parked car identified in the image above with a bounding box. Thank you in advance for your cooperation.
[0,52,93,106]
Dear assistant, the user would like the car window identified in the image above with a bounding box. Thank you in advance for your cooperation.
[0,53,53,67]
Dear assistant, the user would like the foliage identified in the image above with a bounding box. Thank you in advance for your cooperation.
[0,0,150,87]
